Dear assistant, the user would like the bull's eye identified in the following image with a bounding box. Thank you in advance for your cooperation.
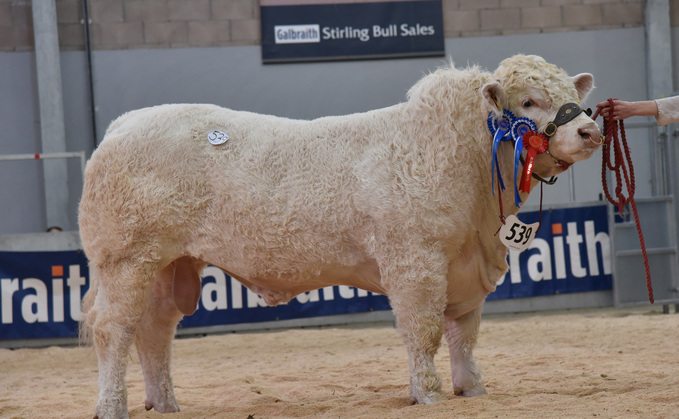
[522,100,533,108]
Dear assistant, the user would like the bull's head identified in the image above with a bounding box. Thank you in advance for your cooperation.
[482,55,601,181]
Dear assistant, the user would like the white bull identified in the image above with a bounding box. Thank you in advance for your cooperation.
[79,54,601,418]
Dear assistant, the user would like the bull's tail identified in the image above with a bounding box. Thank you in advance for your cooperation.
[78,264,99,345]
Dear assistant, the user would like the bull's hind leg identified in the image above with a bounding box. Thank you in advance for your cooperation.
[444,304,487,397]
[135,256,204,414]
[91,262,156,419]
[381,244,449,404]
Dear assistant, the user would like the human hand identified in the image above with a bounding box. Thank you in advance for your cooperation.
[595,99,657,120]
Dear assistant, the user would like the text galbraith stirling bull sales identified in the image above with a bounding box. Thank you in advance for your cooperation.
[260,0,445,63]
[274,23,437,44]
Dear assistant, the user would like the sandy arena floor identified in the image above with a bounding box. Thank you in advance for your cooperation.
[1,307,678,418]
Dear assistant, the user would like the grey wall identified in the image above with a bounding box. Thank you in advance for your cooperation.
[1,52,43,234]
[0,27,662,234]
[0,50,92,234]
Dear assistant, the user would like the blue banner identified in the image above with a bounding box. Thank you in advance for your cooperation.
[489,204,612,300]
[0,250,89,340]
[0,252,390,341]
[0,205,612,341]
[260,0,445,63]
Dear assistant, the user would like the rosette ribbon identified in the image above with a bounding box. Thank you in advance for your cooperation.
[511,118,537,207]
[519,131,550,193]
[488,110,515,194]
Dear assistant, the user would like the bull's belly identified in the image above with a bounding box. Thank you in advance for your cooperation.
[210,258,384,306]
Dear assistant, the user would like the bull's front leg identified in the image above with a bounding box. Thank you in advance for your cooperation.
[381,244,449,404]
[443,304,487,396]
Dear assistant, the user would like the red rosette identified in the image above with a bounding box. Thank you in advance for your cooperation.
[519,131,550,193]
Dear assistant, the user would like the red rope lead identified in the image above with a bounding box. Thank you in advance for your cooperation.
[594,99,654,304]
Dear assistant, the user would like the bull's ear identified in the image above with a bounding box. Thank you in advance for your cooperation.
[572,73,594,102]
[482,81,506,118]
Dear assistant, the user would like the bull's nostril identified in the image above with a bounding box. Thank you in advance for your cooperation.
[582,131,602,145]
[578,127,602,145]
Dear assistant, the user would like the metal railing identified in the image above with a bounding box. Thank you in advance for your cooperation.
[0,151,87,179]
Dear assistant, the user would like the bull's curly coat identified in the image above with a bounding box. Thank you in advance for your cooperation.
[79,54,601,418]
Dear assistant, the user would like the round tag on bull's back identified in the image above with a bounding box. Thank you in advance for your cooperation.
[207,130,229,145]
[499,214,539,252]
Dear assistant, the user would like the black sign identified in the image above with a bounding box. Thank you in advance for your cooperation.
[261,0,445,64]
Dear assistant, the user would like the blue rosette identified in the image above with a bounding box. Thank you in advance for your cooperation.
[511,117,536,142]
[510,117,537,207]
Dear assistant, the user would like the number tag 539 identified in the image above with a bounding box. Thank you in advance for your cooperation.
[499,214,539,252]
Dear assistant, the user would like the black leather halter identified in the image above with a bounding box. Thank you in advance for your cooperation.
[543,103,592,137]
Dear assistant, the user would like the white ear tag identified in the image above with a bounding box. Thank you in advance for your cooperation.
[499,214,539,252]
[207,130,229,145]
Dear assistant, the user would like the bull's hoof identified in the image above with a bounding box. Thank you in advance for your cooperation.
[145,398,180,413]
[95,402,130,419]
[455,385,487,397]
[410,389,447,404]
